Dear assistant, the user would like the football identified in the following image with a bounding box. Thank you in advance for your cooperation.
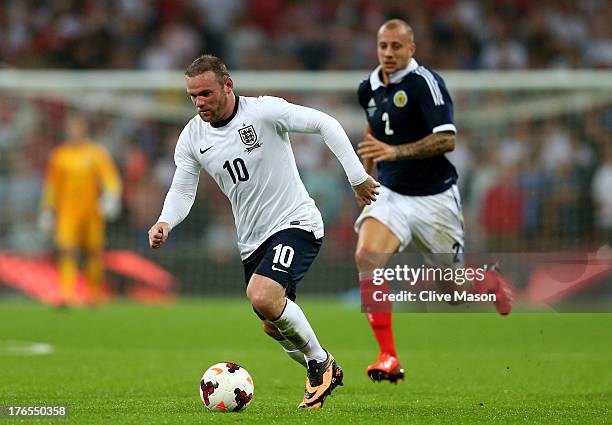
[199,362,254,412]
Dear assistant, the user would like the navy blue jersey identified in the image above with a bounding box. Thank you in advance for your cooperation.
[358,59,458,196]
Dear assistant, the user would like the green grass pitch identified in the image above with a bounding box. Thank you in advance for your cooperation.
[0,298,610,424]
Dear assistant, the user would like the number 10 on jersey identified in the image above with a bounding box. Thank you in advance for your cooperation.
[223,158,250,184]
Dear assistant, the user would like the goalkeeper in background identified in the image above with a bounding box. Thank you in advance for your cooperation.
[39,113,122,305]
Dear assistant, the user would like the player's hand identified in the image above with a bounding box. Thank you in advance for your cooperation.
[37,209,54,234]
[148,222,170,249]
[358,134,397,163]
[100,192,121,221]
[353,175,380,207]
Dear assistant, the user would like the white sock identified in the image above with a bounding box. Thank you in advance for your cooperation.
[271,299,327,363]
[278,339,307,367]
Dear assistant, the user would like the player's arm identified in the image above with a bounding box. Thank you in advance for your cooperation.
[96,146,123,220]
[357,80,376,175]
[358,131,455,162]
[97,146,122,195]
[362,123,376,174]
[149,167,199,249]
[149,126,201,249]
[395,131,454,159]
[359,72,456,162]
[38,151,59,232]
[264,97,379,205]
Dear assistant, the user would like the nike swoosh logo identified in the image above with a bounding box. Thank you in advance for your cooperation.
[271,265,288,273]
[200,146,213,154]
[305,366,332,400]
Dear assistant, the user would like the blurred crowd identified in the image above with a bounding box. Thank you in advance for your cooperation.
[1,0,611,71]
[0,94,610,262]
[455,109,611,253]
[1,0,611,273]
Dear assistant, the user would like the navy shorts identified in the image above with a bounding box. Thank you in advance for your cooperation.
[242,228,322,319]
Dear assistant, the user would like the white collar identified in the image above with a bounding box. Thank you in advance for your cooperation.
[369,58,419,90]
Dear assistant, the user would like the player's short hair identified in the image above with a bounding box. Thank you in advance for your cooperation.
[379,19,414,43]
[185,55,230,86]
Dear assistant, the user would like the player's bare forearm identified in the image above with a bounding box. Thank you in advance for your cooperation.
[362,124,376,174]
[362,158,375,175]
[358,132,454,163]
[394,132,455,160]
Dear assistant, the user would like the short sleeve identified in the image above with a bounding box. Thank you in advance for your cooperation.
[413,70,456,134]
[357,79,371,110]
[174,124,201,175]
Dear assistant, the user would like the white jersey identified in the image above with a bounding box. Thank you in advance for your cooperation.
[161,95,367,259]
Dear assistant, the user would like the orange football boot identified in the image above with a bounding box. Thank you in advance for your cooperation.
[298,351,343,408]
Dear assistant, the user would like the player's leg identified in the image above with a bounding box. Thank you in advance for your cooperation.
[55,215,80,305]
[57,249,78,304]
[355,218,405,382]
[242,237,308,367]
[473,264,513,315]
[247,274,342,408]
[244,228,342,408]
[247,275,327,363]
[411,185,513,314]
[84,216,105,302]
[354,187,411,383]
[84,250,103,301]
[261,320,307,367]
[410,185,470,296]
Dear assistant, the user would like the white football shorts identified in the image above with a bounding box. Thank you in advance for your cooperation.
[354,184,465,267]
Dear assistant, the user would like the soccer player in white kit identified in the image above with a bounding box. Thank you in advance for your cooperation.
[148,55,379,409]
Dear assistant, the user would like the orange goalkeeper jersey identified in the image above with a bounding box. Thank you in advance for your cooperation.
[42,140,121,219]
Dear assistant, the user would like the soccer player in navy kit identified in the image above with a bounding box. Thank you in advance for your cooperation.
[354,19,513,383]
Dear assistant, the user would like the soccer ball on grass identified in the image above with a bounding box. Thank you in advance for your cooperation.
[199,362,254,412]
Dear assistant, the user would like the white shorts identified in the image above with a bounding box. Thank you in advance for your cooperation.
[354,184,465,267]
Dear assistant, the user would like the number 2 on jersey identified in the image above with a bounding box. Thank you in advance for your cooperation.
[382,112,394,135]
[223,158,250,184]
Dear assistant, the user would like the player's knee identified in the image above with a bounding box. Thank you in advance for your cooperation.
[246,276,286,319]
[246,285,274,317]
[246,285,263,307]
[355,246,378,271]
